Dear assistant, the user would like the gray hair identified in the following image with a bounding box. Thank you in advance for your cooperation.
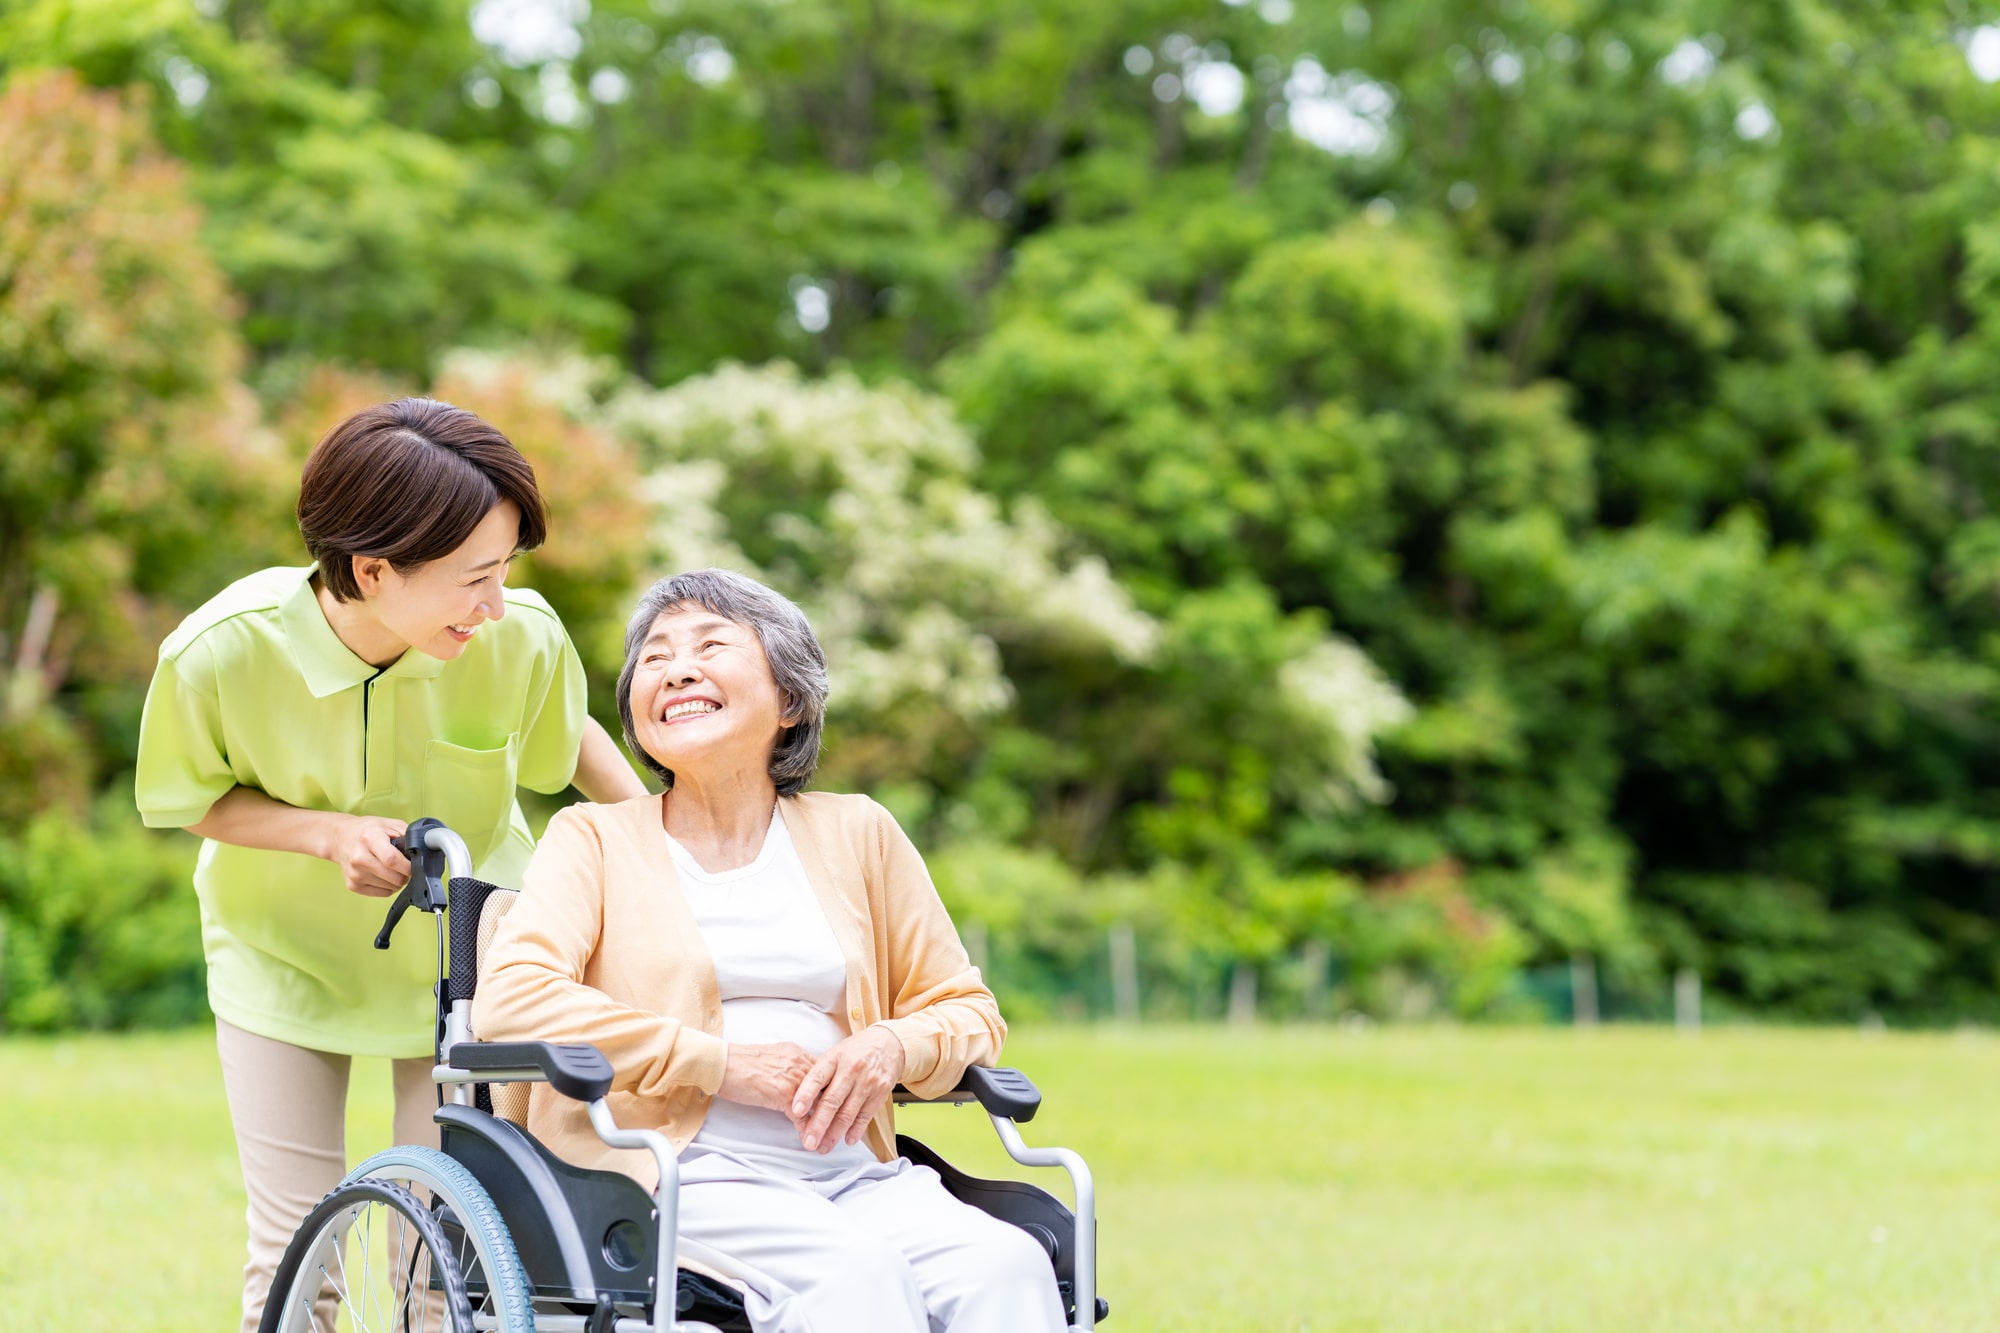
[615,568,828,795]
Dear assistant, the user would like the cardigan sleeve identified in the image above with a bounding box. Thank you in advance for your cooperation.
[867,803,1007,1095]
[472,804,729,1097]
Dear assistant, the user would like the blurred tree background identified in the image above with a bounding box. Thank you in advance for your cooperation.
[7,0,2000,1028]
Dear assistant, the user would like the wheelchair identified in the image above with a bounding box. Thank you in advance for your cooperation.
[258,818,1108,1333]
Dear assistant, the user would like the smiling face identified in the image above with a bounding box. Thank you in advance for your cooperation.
[627,604,789,783]
[357,499,520,662]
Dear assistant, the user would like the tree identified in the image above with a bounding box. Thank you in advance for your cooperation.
[522,355,1409,851]
[0,68,286,822]
[0,0,582,377]
[21,0,2000,1019]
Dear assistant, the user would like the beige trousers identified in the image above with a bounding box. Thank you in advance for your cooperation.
[215,1018,440,1333]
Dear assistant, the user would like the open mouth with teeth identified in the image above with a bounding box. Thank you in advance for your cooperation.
[662,699,721,723]
[445,622,479,641]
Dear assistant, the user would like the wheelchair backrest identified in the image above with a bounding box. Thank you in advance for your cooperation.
[443,877,532,1125]
[475,887,531,1125]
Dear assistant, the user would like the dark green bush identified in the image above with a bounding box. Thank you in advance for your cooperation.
[0,798,206,1032]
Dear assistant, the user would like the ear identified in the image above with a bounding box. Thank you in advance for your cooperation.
[351,554,391,599]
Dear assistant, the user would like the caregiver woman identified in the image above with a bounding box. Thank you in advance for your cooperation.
[133,398,647,1333]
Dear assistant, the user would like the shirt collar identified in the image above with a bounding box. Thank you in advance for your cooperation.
[280,567,447,696]
[385,648,448,680]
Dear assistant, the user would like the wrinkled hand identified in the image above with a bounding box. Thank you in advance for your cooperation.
[718,1042,816,1113]
[328,815,410,897]
[792,1027,906,1153]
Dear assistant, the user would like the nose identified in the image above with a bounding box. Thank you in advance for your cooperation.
[479,588,506,622]
[664,657,704,688]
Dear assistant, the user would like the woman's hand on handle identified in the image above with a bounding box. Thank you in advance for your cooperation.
[326,815,412,897]
[792,1026,907,1153]
[717,1041,816,1112]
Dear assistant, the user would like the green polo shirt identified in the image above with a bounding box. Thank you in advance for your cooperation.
[135,566,587,1057]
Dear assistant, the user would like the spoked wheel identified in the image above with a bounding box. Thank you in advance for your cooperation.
[258,1178,474,1333]
[345,1147,534,1333]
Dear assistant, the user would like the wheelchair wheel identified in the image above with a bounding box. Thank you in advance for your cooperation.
[347,1145,535,1332]
[259,1177,472,1333]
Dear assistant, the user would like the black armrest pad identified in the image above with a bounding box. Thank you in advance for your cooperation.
[450,1041,613,1103]
[897,1065,1042,1122]
[963,1066,1041,1121]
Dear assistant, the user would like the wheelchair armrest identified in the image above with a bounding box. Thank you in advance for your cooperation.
[448,1040,613,1103]
[894,1065,1041,1123]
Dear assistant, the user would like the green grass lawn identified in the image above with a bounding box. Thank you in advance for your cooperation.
[10,1024,2000,1330]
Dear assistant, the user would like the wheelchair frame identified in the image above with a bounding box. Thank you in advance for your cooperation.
[265,818,1102,1333]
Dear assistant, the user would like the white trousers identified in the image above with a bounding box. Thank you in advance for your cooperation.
[214,1018,440,1333]
[675,1150,1069,1333]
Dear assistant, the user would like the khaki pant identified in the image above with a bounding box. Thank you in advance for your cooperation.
[215,1018,440,1333]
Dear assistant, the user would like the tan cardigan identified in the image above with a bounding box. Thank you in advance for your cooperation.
[470,792,1005,1189]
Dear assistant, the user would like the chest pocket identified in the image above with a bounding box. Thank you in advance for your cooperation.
[421,735,520,868]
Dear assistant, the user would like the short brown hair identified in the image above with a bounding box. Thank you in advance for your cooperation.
[298,398,549,602]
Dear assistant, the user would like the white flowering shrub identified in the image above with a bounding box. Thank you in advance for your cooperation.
[1278,636,1415,809]
[433,351,1429,1013]
[604,361,1157,723]
[453,351,1410,822]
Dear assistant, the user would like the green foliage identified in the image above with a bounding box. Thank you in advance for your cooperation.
[0,800,204,1031]
[926,841,1115,1020]
[204,118,572,375]
[594,355,1406,838]
[0,0,581,377]
[1643,874,1940,1020]
[20,0,2000,1024]
[0,68,290,831]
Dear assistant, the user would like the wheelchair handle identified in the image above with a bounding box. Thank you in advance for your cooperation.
[372,818,474,950]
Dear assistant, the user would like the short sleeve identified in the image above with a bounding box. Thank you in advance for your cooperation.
[516,617,587,795]
[135,644,236,828]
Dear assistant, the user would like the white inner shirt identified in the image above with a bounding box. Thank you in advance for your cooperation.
[673,809,876,1175]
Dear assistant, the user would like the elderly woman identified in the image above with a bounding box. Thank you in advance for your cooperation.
[473,569,1066,1333]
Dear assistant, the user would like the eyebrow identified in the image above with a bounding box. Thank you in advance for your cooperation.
[463,555,511,574]
[643,617,737,647]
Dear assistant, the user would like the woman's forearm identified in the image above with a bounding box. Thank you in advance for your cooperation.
[187,787,414,895]
[186,785,345,859]
[571,716,649,804]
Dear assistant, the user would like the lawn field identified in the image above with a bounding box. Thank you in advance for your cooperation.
[9,1024,2000,1330]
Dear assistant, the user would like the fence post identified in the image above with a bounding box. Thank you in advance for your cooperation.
[1674,968,1701,1033]
[1109,922,1140,1023]
[1570,953,1599,1027]
[1301,939,1330,1020]
[1227,960,1258,1026]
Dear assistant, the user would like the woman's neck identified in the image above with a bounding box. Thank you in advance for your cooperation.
[313,577,409,669]
[663,769,780,873]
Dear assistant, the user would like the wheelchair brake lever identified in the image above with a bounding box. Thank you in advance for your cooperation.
[372,888,418,950]
[372,817,450,950]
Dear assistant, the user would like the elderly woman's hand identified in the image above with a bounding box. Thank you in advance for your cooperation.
[717,1041,816,1112]
[791,1026,907,1153]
